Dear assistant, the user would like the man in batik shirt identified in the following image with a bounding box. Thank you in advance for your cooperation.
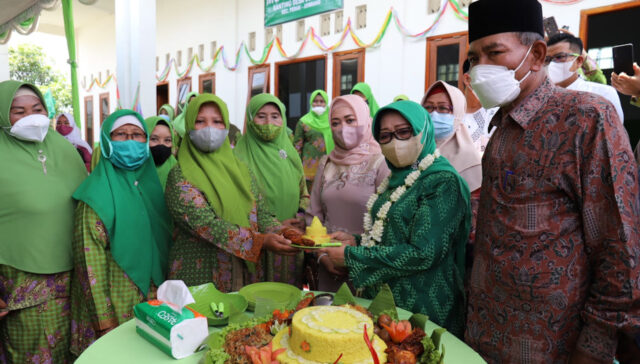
[465,0,640,363]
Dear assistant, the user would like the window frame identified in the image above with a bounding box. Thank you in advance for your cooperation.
[332,48,365,98]
[175,76,193,111]
[425,31,468,92]
[99,92,109,126]
[198,72,216,94]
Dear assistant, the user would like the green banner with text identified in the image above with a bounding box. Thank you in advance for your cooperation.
[265,0,343,27]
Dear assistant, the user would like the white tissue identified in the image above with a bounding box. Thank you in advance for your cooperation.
[157,280,195,312]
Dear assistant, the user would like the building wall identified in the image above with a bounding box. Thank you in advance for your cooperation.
[77,0,627,142]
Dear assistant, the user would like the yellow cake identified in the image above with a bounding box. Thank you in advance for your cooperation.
[302,217,331,245]
[272,306,387,364]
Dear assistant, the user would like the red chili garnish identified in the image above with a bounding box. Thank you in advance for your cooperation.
[363,324,380,364]
[333,353,343,364]
[300,340,311,352]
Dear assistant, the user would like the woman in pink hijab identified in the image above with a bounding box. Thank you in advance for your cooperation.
[306,95,389,291]
[56,113,92,171]
[422,81,483,267]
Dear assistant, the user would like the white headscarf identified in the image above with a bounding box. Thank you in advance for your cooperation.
[56,113,93,154]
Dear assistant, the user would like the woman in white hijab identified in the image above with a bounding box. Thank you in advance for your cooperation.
[56,113,92,171]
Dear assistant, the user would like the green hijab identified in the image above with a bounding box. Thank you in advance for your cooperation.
[73,109,172,296]
[144,116,178,189]
[234,94,304,221]
[0,80,87,274]
[178,93,254,227]
[299,90,334,153]
[372,100,470,275]
[393,94,409,102]
[159,104,175,121]
[173,91,199,138]
[351,82,380,118]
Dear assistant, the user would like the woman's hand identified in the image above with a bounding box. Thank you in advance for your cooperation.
[0,298,8,320]
[319,244,347,268]
[330,231,356,246]
[612,63,640,96]
[317,252,348,276]
[262,233,300,256]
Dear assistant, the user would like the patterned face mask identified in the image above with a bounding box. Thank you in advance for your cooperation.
[251,122,282,142]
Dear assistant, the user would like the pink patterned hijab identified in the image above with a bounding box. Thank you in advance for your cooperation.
[328,95,382,166]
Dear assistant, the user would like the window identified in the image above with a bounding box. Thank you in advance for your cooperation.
[99,92,109,126]
[247,64,270,100]
[84,96,94,147]
[425,31,468,91]
[587,47,614,70]
[156,82,169,113]
[332,48,365,98]
[275,55,327,130]
[176,77,192,113]
[199,73,216,94]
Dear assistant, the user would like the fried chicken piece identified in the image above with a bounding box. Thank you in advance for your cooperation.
[399,327,426,356]
[281,228,316,246]
[386,346,417,364]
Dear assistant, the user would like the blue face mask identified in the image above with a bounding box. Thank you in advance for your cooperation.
[108,140,149,170]
[430,112,455,140]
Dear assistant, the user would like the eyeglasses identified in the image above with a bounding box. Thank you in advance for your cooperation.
[423,104,453,114]
[544,52,580,65]
[378,127,413,144]
[111,131,146,141]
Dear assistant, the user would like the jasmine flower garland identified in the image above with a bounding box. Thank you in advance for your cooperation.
[361,149,441,248]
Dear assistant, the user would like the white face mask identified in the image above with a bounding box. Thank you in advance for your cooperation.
[469,45,534,109]
[7,113,50,142]
[546,59,576,84]
[311,106,326,115]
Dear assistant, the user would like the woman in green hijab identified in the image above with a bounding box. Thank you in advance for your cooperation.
[172,91,199,146]
[158,103,175,121]
[293,90,334,191]
[165,93,300,291]
[145,116,178,189]
[351,82,380,118]
[234,93,307,287]
[69,109,172,355]
[0,81,87,363]
[320,100,471,337]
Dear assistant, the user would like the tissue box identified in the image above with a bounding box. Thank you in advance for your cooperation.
[133,300,209,359]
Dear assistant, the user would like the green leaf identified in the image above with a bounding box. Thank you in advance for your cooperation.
[366,284,397,318]
[332,283,357,306]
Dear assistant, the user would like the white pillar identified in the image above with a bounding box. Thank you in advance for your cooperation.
[115,0,156,117]
[0,44,10,82]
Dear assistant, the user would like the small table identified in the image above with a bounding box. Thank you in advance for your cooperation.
[75,296,486,363]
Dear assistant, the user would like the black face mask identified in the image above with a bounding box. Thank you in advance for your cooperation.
[150,145,172,166]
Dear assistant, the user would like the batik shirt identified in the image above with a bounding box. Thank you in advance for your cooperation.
[465,78,640,363]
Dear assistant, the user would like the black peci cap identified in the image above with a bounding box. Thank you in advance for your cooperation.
[469,0,544,43]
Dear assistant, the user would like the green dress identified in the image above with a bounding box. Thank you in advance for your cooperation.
[166,166,302,290]
[345,171,470,337]
[345,100,470,338]
[0,81,87,364]
[69,202,154,356]
[293,122,327,191]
